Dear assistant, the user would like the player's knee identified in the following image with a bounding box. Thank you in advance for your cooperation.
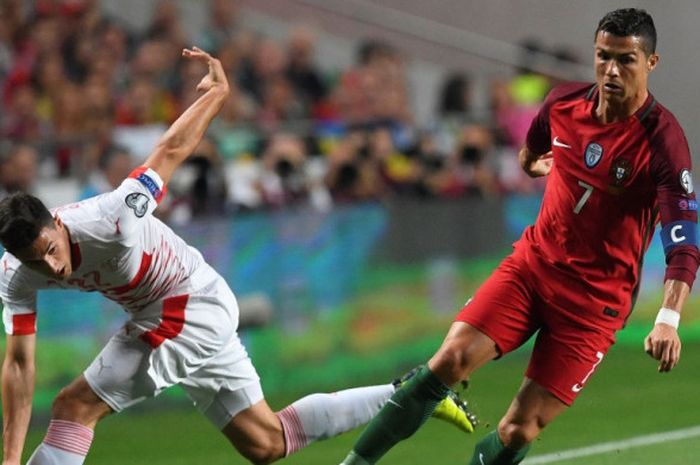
[51,387,84,420]
[430,345,472,385]
[497,417,541,449]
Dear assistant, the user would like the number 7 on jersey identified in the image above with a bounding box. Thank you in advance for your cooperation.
[574,180,594,214]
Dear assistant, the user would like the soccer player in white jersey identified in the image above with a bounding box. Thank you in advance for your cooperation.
[0,48,474,465]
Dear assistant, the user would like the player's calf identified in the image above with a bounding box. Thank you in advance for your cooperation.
[232,434,285,465]
[51,377,111,428]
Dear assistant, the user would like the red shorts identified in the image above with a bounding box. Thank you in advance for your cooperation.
[455,251,616,405]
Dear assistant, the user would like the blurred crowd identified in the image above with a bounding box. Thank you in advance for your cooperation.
[0,0,582,222]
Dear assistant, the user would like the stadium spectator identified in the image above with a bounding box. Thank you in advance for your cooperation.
[257,74,305,129]
[115,76,176,126]
[164,137,228,223]
[95,20,131,90]
[258,132,312,208]
[438,72,472,118]
[0,12,14,82]
[370,125,420,195]
[492,38,551,149]
[0,0,551,210]
[238,38,288,104]
[453,123,499,196]
[78,145,134,200]
[407,131,460,198]
[0,48,472,465]
[144,0,187,47]
[286,25,327,114]
[340,8,699,465]
[0,142,38,196]
[1,83,48,142]
[332,39,411,126]
[199,0,242,53]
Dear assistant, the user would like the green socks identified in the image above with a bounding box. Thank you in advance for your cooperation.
[467,430,530,465]
[340,366,449,465]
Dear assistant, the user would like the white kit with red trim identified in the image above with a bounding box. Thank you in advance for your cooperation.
[1,167,215,337]
[1,167,263,427]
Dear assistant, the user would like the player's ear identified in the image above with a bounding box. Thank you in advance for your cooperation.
[53,214,64,230]
[647,53,659,72]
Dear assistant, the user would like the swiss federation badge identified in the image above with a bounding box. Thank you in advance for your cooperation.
[680,169,694,194]
[584,142,603,168]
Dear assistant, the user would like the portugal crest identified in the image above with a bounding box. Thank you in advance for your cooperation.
[584,142,603,168]
[609,158,632,186]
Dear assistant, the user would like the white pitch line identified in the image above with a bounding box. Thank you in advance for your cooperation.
[523,425,700,464]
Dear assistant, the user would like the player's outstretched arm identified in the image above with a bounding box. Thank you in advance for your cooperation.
[644,279,689,372]
[2,334,36,465]
[518,146,553,178]
[143,47,230,184]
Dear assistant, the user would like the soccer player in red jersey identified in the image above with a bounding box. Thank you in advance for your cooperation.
[341,8,699,465]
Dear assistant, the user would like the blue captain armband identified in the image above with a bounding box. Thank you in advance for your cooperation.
[660,221,698,255]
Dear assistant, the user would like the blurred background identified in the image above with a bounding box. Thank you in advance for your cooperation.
[1,1,700,463]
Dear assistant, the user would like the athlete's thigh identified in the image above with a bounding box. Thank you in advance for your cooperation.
[85,282,236,413]
[455,252,541,355]
[178,278,265,428]
[83,329,161,413]
[526,311,615,406]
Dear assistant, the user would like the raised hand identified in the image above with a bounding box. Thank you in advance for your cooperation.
[182,46,229,94]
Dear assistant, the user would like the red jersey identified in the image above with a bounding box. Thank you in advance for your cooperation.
[521,82,699,328]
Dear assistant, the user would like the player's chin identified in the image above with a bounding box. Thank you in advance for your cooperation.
[601,90,625,102]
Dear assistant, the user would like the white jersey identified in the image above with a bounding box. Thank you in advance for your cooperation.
[1,167,217,335]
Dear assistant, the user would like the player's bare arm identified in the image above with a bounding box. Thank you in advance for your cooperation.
[143,47,230,184]
[644,279,689,373]
[2,334,36,465]
[518,146,553,178]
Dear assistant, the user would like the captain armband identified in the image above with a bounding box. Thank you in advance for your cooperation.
[660,221,698,256]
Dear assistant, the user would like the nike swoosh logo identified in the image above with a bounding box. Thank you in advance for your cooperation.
[479,452,486,465]
[388,399,404,409]
[553,136,572,149]
[571,383,584,393]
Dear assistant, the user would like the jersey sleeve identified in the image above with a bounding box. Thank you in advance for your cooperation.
[94,167,168,242]
[0,259,38,335]
[649,116,700,288]
[525,97,553,155]
[526,82,593,155]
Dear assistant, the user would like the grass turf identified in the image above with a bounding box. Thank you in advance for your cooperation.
[16,341,700,464]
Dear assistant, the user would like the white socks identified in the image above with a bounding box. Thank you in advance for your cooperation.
[26,385,395,461]
[277,384,395,456]
[27,420,93,465]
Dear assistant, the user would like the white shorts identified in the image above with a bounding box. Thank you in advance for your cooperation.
[84,274,264,429]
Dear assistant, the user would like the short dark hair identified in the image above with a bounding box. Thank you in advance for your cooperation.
[596,8,657,55]
[0,193,54,254]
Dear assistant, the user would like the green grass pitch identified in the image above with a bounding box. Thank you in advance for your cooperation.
[16,341,700,464]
